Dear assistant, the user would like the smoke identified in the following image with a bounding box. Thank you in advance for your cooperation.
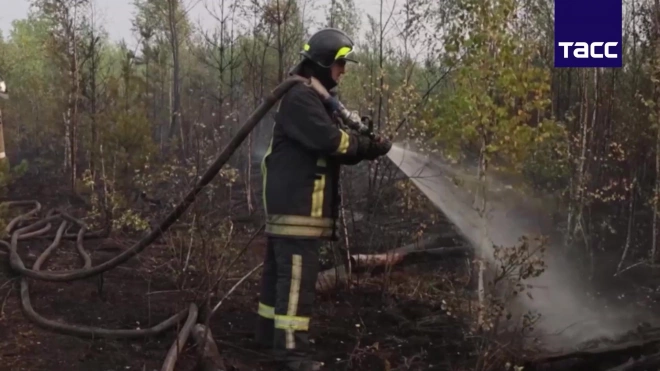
[251,123,275,165]
[386,142,654,351]
[252,140,268,165]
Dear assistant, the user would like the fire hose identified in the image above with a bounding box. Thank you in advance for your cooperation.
[305,77,378,140]
[0,75,307,369]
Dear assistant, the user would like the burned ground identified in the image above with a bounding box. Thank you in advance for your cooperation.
[0,169,480,371]
[5,158,660,371]
[0,237,475,371]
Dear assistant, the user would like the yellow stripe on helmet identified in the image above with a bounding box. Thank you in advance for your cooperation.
[335,46,353,60]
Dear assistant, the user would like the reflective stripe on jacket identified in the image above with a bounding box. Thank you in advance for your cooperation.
[261,81,363,240]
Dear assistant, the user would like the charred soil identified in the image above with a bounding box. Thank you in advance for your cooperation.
[0,236,476,371]
[0,172,478,371]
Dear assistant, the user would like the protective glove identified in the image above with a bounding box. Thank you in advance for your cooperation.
[361,115,372,127]
[357,135,392,160]
[372,136,392,156]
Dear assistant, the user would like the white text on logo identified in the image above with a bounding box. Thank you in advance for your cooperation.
[557,42,619,58]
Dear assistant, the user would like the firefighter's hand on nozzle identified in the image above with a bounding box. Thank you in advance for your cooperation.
[357,135,391,160]
[373,135,392,156]
[361,115,372,126]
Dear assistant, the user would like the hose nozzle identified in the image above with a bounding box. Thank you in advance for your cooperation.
[306,77,374,138]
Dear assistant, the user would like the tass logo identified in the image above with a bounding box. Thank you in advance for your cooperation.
[557,42,619,59]
[554,0,622,68]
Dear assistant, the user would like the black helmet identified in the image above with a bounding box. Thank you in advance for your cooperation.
[300,28,358,68]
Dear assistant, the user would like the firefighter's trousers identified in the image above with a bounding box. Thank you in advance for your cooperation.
[255,236,320,361]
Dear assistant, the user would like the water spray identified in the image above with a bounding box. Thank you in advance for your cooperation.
[387,142,654,354]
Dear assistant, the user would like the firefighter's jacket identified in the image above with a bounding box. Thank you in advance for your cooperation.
[261,81,363,240]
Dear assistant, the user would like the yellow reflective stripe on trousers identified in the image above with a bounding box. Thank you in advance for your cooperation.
[258,302,274,319]
[335,129,350,154]
[265,214,335,238]
[265,224,333,238]
[274,314,310,331]
[267,214,334,227]
[311,174,325,218]
[284,254,302,349]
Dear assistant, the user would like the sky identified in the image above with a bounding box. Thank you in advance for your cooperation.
[0,0,405,50]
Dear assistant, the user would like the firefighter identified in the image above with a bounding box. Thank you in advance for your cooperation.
[255,28,392,371]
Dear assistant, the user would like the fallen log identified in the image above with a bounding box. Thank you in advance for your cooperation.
[605,350,660,370]
[316,234,471,292]
[161,303,199,371]
[527,335,660,371]
[191,324,226,371]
